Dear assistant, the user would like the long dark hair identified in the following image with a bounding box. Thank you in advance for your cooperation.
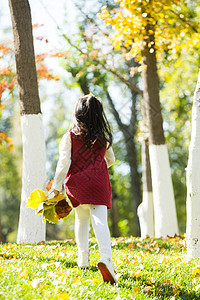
[73,94,112,148]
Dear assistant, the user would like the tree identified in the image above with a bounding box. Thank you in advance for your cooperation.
[137,139,154,237]
[186,70,200,258]
[8,0,46,244]
[141,21,178,237]
[98,0,200,236]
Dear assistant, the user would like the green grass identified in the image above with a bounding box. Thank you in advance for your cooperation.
[0,236,200,299]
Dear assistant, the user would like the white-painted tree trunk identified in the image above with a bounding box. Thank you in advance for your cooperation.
[186,70,200,258]
[137,191,154,237]
[137,139,154,237]
[17,114,46,244]
[149,144,179,237]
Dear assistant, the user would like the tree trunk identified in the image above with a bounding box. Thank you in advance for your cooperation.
[107,90,141,236]
[124,132,141,236]
[186,70,200,258]
[137,139,154,237]
[142,26,178,237]
[9,0,46,244]
[137,88,154,237]
[110,185,120,237]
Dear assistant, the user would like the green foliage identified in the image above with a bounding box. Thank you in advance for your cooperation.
[0,145,20,242]
[1,236,200,299]
[159,43,200,233]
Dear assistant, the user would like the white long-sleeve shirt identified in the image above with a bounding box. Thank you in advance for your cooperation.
[52,132,115,191]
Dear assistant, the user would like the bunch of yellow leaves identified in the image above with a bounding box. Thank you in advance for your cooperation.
[26,189,72,224]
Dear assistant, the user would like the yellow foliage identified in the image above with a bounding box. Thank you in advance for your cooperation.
[98,0,200,63]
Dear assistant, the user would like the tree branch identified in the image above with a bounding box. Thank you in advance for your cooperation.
[106,90,129,134]
[169,9,199,33]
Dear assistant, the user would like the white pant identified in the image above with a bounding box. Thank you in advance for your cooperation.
[75,204,112,259]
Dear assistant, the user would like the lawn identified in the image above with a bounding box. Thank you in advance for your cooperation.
[0,235,200,299]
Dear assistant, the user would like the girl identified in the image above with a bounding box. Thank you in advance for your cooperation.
[51,94,117,285]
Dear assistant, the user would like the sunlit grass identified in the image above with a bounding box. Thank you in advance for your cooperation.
[0,236,200,299]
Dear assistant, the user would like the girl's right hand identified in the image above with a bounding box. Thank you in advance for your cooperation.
[48,189,59,198]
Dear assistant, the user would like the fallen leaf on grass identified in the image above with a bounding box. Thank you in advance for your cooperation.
[0,265,6,272]
[57,275,67,284]
[115,259,124,266]
[18,269,28,279]
[193,267,200,278]
[160,280,171,285]
[57,292,70,300]
[160,248,166,253]
[133,270,141,278]
[73,276,82,284]
[175,283,184,289]
[37,241,45,245]
[172,288,180,296]
[143,286,153,294]
[93,279,102,283]
[42,291,51,297]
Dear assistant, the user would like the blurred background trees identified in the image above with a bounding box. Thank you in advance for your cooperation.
[1,0,200,242]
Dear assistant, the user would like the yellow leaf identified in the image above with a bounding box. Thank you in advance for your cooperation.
[26,189,47,209]
[160,279,171,285]
[143,286,152,293]
[57,292,70,300]
[133,286,139,292]
[193,267,200,278]
[172,288,180,295]
[133,270,141,278]
[93,278,102,283]
[174,257,181,262]
[43,206,58,224]
[42,291,51,297]
[57,275,67,284]
[44,193,65,206]
[114,43,121,50]
[73,276,82,284]
[18,269,28,279]
[115,259,124,266]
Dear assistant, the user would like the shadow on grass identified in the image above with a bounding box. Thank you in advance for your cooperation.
[119,272,200,300]
[0,251,78,268]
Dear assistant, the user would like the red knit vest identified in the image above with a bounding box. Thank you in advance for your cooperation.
[64,130,112,209]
